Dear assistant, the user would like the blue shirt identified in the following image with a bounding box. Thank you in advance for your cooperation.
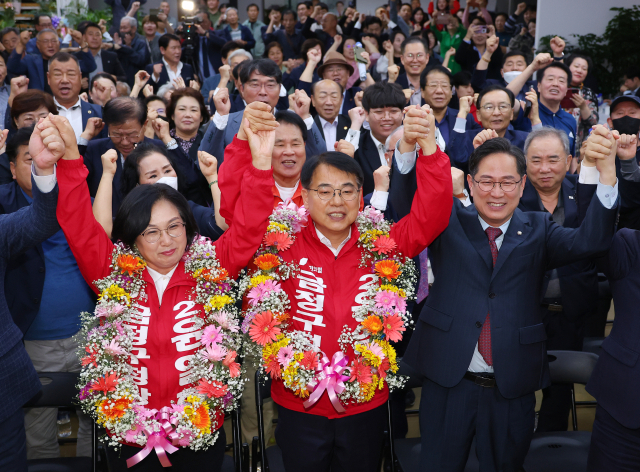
[21,190,95,340]
[435,108,452,145]
[538,101,577,156]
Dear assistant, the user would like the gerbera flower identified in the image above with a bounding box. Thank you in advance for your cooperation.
[202,343,227,362]
[201,325,223,346]
[116,254,145,275]
[81,347,97,367]
[254,254,281,271]
[102,339,126,357]
[125,423,143,443]
[377,357,391,379]
[91,372,120,394]
[196,379,228,399]
[374,291,396,309]
[200,268,229,282]
[383,314,405,342]
[222,351,241,378]
[177,429,194,447]
[265,358,282,378]
[374,260,401,280]
[263,231,293,252]
[212,311,238,332]
[277,346,294,366]
[300,350,319,370]
[362,315,383,334]
[372,236,397,255]
[393,292,407,313]
[249,311,281,345]
[349,358,373,384]
[99,398,131,420]
[190,404,211,432]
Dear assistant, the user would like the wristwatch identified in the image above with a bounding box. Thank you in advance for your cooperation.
[165,138,178,150]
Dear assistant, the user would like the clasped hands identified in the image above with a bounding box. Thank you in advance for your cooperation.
[399,105,437,156]
[30,114,79,175]
[582,125,625,187]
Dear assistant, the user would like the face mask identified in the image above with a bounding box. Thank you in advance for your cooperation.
[611,116,640,136]
[156,176,178,191]
[503,70,522,85]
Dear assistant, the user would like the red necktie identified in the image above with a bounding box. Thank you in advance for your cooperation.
[478,227,502,366]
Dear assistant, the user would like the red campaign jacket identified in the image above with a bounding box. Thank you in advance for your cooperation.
[55,158,274,430]
[220,137,453,418]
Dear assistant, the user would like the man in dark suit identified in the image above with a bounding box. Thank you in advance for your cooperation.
[298,50,361,115]
[262,10,304,60]
[47,52,106,141]
[82,22,127,83]
[7,29,97,92]
[145,34,195,93]
[349,82,405,196]
[189,12,229,79]
[311,80,351,152]
[200,59,325,167]
[396,37,432,107]
[581,125,640,470]
[0,116,62,471]
[102,16,150,87]
[389,116,619,470]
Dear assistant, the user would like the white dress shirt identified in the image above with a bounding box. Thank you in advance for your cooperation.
[369,133,387,168]
[55,97,83,140]
[146,264,179,305]
[315,225,351,257]
[319,116,339,152]
[275,180,299,201]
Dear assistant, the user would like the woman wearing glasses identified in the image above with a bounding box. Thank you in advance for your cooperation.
[42,113,275,471]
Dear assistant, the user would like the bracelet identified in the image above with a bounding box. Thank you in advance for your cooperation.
[165,138,178,150]
[209,180,218,188]
[480,55,491,63]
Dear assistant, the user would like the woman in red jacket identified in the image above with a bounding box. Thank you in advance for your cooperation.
[222,104,453,471]
[39,113,275,471]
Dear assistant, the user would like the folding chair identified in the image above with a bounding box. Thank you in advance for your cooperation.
[523,350,599,472]
[23,372,96,472]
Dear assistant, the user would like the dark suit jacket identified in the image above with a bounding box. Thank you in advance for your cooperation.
[192,30,228,78]
[446,128,528,172]
[587,228,640,428]
[145,62,195,93]
[199,109,326,169]
[216,25,256,51]
[314,114,351,149]
[262,28,304,60]
[7,50,97,91]
[389,167,618,399]
[98,49,127,83]
[80,100,108,140]
[115,34,151,87]
[0,178,60,420]
[455,40,504,80]
[354,129,385,197]
[518,175,599,323]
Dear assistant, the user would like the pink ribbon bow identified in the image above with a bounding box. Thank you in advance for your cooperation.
[303,352,350,413]
[126,409,180,468]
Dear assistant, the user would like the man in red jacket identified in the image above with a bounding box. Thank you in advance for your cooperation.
[221,103,453,471]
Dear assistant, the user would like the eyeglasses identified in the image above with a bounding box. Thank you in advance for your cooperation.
[370,109,402,119]
[109,129,143,143]
[404,53,426,60]
[480,104,511,113]
[244,80,279,91]
[38,39,58,45]
[140,222,186,243]
[308,184,360,201]
[425,82,452,91]
[473,179,522,192]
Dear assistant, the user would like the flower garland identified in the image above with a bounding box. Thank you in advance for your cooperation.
[240,202,417,412]
[76,237,244,463]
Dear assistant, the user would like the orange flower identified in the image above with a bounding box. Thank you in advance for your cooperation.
[264,232,293,252]
[191,404,211,432]
[274,312,290,324]
[375,260,401,280]
[254,254,281,271]
[99,398,131,420]
[372,236,397,255]
[362,315,383,334]
[116,254,145,275]
[249,311,281,345]
[201,268,229,282]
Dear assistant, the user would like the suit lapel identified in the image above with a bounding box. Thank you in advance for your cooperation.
[314,116,325,141]
[561,178,578,227]
[491,210,532,281]
[458,204,494,271]
[36,59,45,90]
[364,132,381,171]
[337,115,349,141]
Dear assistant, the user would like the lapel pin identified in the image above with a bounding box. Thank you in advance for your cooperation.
[344,126,348,130]
[568,195,574,200]
[88,110,92,114]
[517,231,522,235]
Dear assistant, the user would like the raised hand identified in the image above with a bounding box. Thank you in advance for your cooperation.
[0,129,8,151]
[19,30,31,46]
[9,75,29,106]
[348,106,366,131]
[333,34,343,46]
[80,117,105,141]
[198,151,219,182]
[334,139,355,158]
[173,77,186,89]
[515,2,527,15]
[549,36,565,57]
[153,63,163,78]
[583,125,614,166]
[383,40,393,54]
[373,165,391,192]
[524,87,541,125]
[238,101,279,139]
[243,117,275,171]
[452,167,465,197]
[219,64,231,83]
[532,52,552,71]
[113,33,122,46]
[472,129,499,149]
[458,96,473,118]
[290,89,312,119]
[213,88,231,116]
[354,90,364,107]
[135,70,151,88]
[31,116,65,172]
[143,84,154,97]
[387,64,399,83]
[401,105,430,148]
[101,149,118,176]
[151,117,171,144]
[486,35,499,54]
[616,133,638,161]
[190,80,200,91]
[307,47,322,66]
[50,114,81,161]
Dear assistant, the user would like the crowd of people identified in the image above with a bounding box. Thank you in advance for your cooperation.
[1,0,640,471]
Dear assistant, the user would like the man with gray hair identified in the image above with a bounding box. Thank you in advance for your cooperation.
[8,29,96,92]
[519,125,602,433]
[217,7,256,51]
[103,16,150,87]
